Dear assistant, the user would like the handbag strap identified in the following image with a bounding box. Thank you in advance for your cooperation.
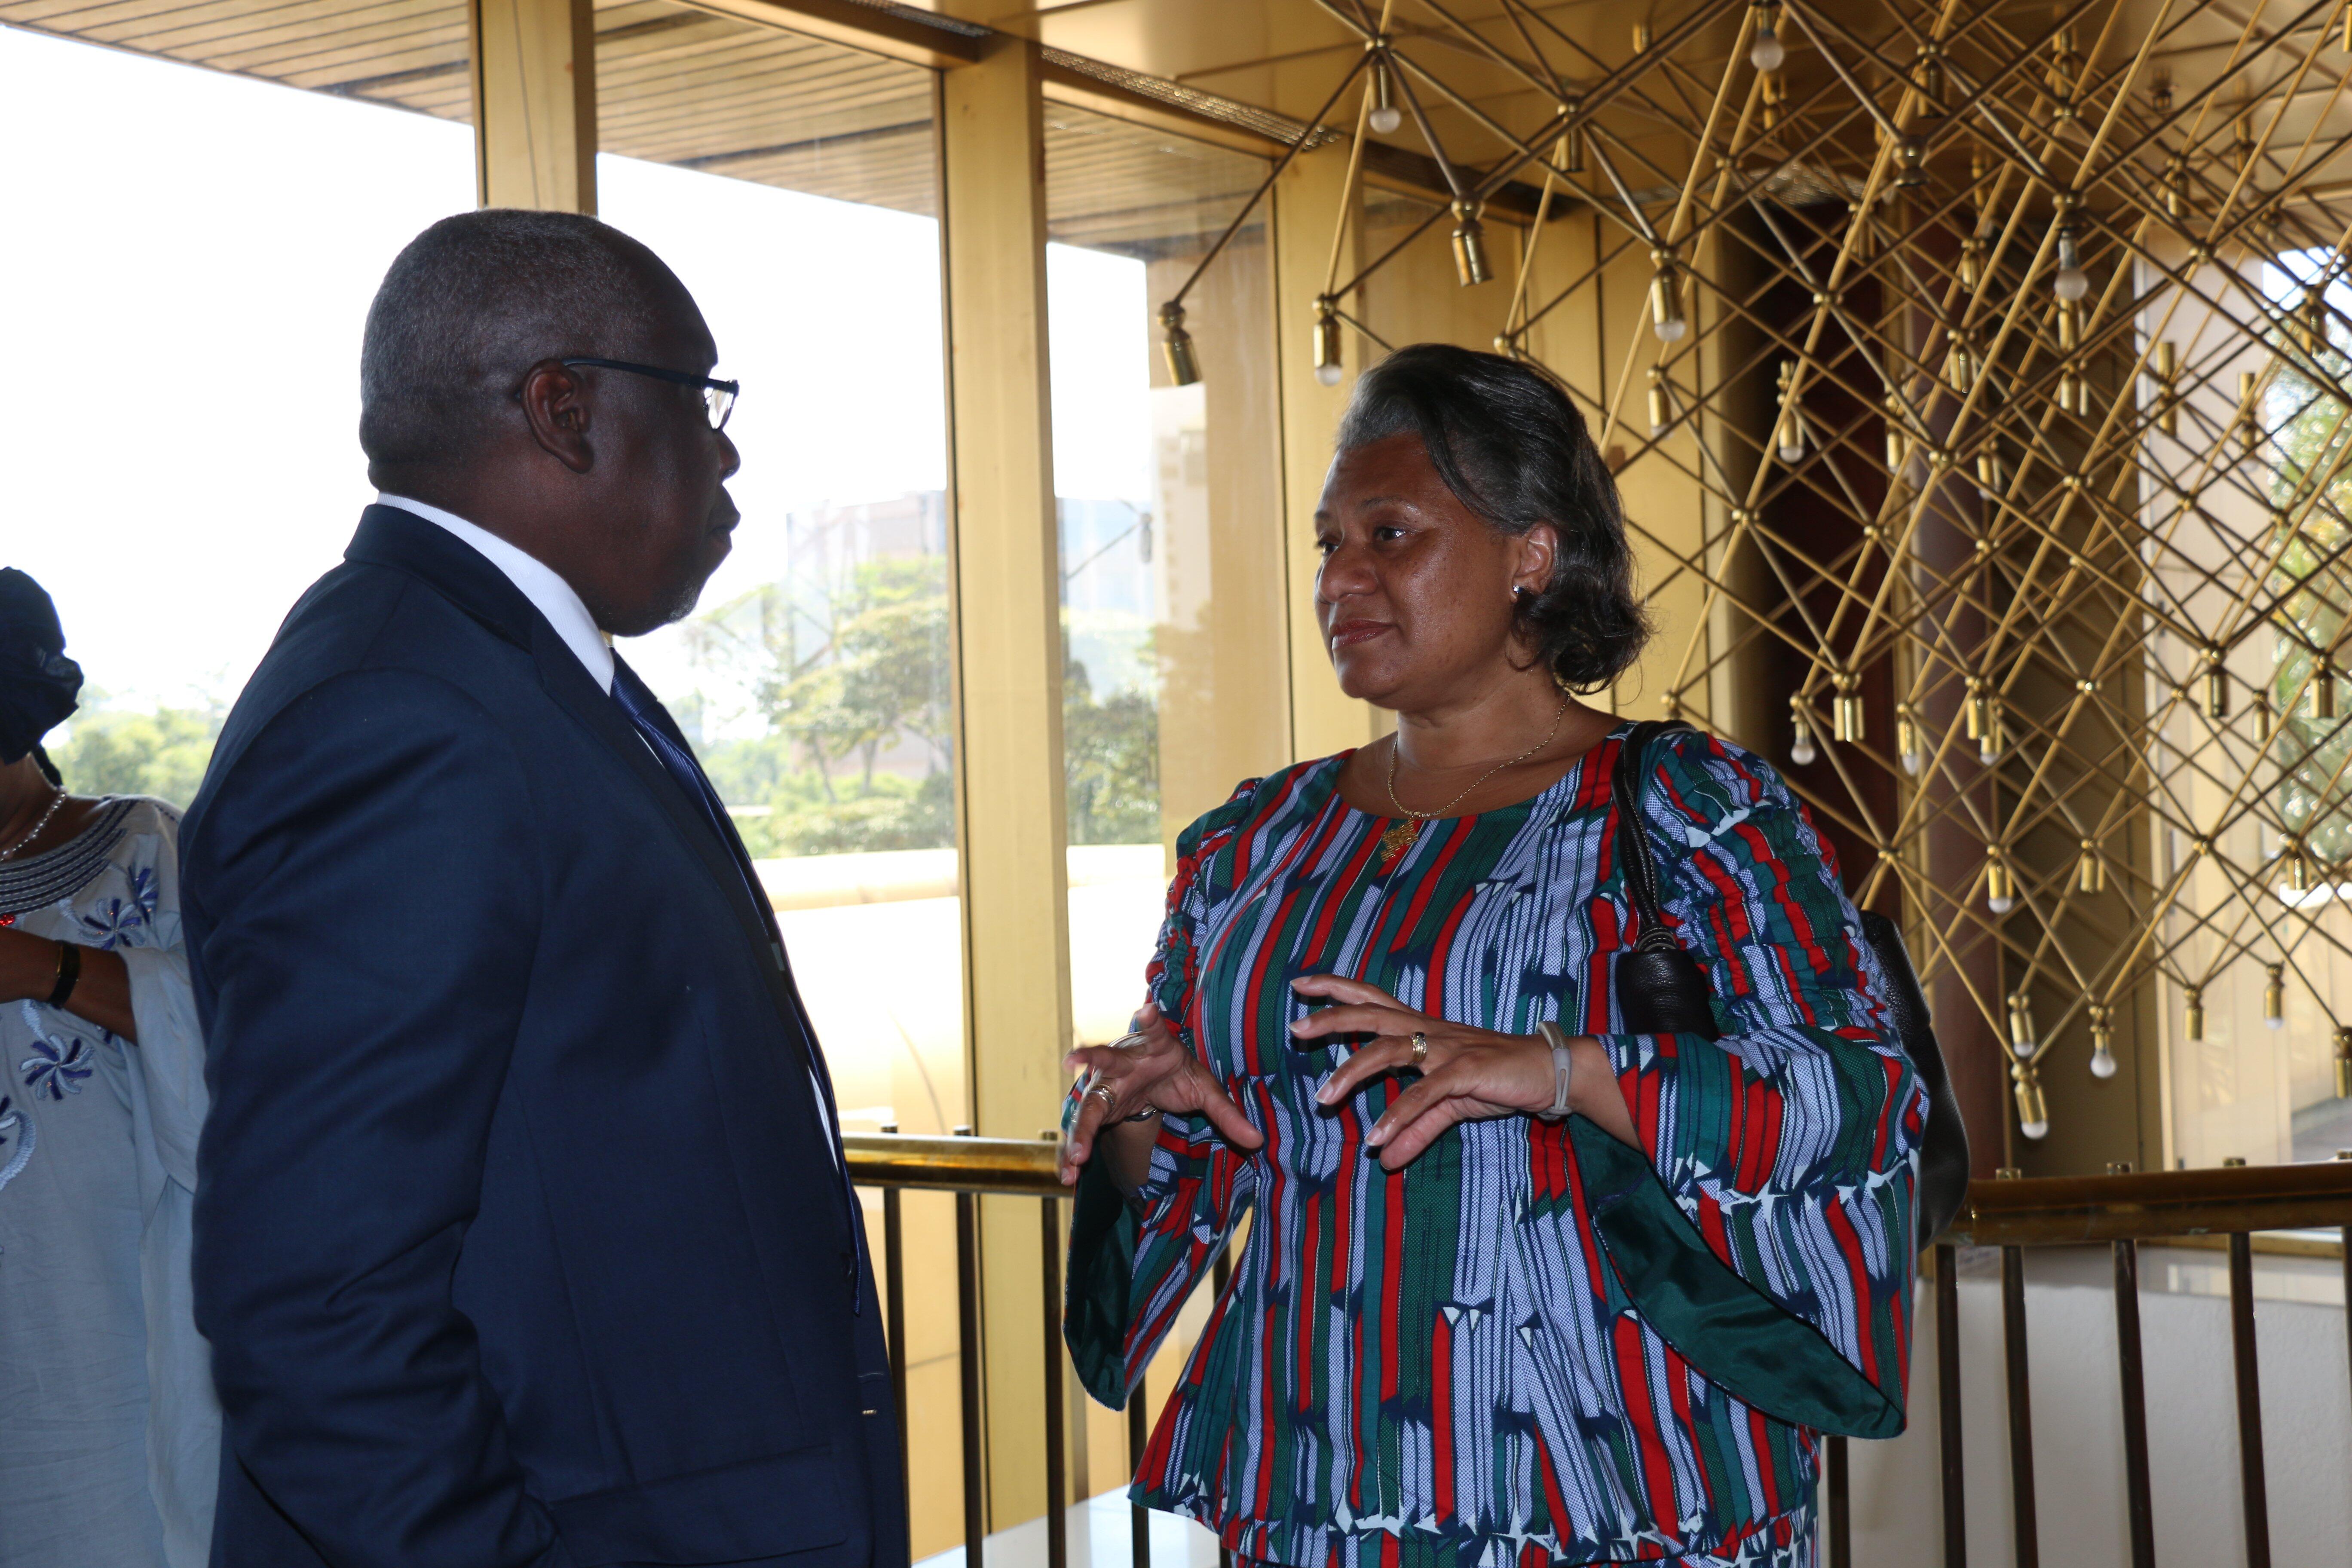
[1610,719,1696,954]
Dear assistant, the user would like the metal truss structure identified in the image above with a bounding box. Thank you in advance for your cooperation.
[1164,0,2352,1152]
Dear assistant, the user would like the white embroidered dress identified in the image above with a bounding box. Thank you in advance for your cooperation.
[0,797,218,1568]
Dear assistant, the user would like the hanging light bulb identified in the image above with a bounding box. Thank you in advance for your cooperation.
[2155,340,2180,437]
[1975,448,2004,496]
[2090,1006,2119,1079]
[1449,199,1492,288]
[1649,252,1687,343]
[1561,96,1586,174]
[2240,370,2262,461]
[1760,70,1785,132]
[1893,135,1927,190]
[1978,697,2004,766]
[1966,678,1989,740]
[1915,43,1945,110]
[2008,992,2039,1050]
[1368,51,1403,135]
[2288,834,2314,894]
[2205,646,2229,719]
[1311,295,1343,387]
[1647,366,1672,435]
[2012,1058,2050,1140]
[1884,393,1909,472]
[2053,217,2089,302]
[2256,689,2273,741]
[1945,327,1974,391]
[1749,2,1785,71]
[1774,361,1807,461]
[2078,838,2105,894]
[2164,156,2188,223]
[2265,964,2286,1030]
[2319,663,2339,721]
[1897,704,1923,777]
[1959,235,1986,291]
[1789,700,1819,767]
[1986,851,2015,913]
[1159,302,1200,387]
[1833,673,1865,743]
[2185,985,2205,1042]
[2335,1025,2352,1099]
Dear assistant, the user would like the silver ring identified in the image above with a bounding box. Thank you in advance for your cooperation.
[1086,1081,1118,1111]
[1409,1031,1429,1066]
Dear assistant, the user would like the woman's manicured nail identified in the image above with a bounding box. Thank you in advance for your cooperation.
[1288,1018,1309,1035]
[1315,1083,1337,1104]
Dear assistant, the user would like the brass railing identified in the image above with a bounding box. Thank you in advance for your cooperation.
[845,1133,2352,1568]
[1878,1158,2352,1568]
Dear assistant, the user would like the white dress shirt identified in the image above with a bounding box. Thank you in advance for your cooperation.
[377,493,615,694]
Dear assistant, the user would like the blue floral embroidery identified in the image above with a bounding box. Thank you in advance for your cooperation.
[21,1036,92,1101]
[0,1091,28,1197]
[76,895,147,951]
[126,863,160,923]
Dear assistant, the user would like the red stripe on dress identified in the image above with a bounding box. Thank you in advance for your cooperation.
[1612,1316,1678,1526]
[1297,1194,1320,1412]
[1824,1195,1879,1387]
[1431,1309,1455,1521]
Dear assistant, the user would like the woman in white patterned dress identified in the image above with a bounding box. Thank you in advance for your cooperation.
[0,568,217,1568]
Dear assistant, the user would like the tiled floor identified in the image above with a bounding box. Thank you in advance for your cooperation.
[915,1490,1222,1568]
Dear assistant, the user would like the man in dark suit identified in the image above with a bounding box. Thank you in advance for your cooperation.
[184,210,904,1568]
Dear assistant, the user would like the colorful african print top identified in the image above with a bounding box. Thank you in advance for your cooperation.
[1064,726,1925,1568]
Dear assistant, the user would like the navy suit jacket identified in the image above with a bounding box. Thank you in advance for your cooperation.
[184,507,906,1568]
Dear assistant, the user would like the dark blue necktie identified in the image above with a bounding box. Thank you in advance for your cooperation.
[610,658,772,924]
[610,656,864,1298]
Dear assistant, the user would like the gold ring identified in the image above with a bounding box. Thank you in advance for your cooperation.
[1409,1031,1429,1066]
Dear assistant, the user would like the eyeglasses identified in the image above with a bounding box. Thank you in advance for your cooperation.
[560,357,739,430]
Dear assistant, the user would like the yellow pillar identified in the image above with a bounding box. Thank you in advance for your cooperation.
[469,0,597,212]
[1274,147,1382,763]
[940,36,1069,1533]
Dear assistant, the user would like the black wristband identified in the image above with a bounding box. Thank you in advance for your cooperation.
[46,940,80,1008]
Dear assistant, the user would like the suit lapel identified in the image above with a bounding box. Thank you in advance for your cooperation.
[347,507,805,1038]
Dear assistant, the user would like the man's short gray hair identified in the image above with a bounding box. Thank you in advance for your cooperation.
[359,208,674,472]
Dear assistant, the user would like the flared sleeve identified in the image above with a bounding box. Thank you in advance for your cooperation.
[1562,732,1926,1438]
[1065,779,1264,1409]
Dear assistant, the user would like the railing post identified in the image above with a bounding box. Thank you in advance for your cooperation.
[1935,1243,1966,1568]
[1824,1435,1850,1568]
[881,1125,909,1490]
[956,1128,986,1565]
[1041,1187,1067,1568]
[1997,1168,2039,1568]
[1130,1387,1150,1568]
[2226,1219,2272,1568]
[2107,1166,2155,1568]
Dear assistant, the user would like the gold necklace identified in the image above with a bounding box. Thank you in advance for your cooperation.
[1376,689,1572,870]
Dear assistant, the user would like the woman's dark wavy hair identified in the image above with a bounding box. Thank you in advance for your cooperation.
[1335,343,1650,690]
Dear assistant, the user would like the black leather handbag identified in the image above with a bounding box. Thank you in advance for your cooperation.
[1611,721,1973,1244]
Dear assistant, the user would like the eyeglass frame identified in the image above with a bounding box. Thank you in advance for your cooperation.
[559,356,740,430]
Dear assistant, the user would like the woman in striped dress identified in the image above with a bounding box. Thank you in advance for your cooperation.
[1058,344,1925,1568]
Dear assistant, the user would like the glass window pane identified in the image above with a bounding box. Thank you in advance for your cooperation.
[1046,107,1289,1053]
[1,14,474,802]
[591,19,960,1555]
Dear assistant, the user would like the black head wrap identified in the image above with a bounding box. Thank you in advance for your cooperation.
[0,569,82,787]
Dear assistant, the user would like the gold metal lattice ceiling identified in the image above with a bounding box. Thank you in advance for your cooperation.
[1161,0,2352,1157]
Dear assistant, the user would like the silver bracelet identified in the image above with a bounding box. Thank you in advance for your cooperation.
[1534,1020,1574,1122]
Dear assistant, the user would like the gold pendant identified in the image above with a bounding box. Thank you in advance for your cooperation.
[1377,819,1421,871]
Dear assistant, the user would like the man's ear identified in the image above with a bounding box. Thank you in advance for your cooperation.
[518,359,594,475]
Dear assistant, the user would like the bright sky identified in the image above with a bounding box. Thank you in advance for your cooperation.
[1,21,1151,717]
